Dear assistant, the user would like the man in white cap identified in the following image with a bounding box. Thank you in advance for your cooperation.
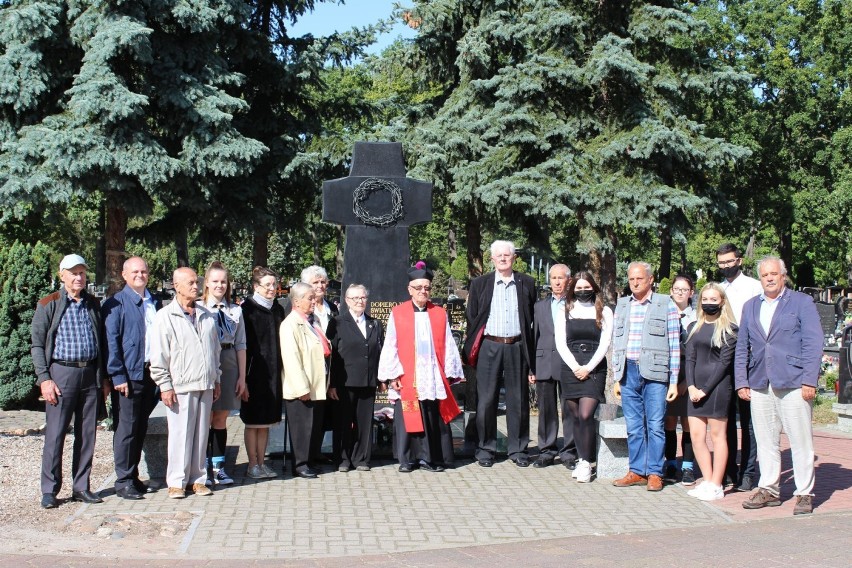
[31,254,105,509]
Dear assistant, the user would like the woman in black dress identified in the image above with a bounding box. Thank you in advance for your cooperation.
[555,271,613,483]
[685,282,738,501]
[240,266,285,479]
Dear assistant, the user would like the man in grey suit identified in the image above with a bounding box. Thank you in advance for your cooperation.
[530,264,577,469]
[735,256,822,515]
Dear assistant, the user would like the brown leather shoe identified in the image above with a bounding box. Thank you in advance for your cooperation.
[192,483,213,496]
[793,495,813,515]
[742,488,782,509]
[613,471,648,487]
[646,474,664,491]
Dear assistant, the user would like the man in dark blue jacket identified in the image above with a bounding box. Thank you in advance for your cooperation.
[102,256,162,499]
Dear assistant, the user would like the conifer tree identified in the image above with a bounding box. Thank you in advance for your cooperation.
[393,0,750,297]
[0,241,54,409]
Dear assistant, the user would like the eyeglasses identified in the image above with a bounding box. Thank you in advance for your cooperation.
[671,287,691,294]
[347,296,367,302]
[409,285,432,292]
[257,282,277,289]
[717,258,739,267]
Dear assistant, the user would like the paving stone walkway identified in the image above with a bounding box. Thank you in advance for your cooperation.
[1,408,850,565]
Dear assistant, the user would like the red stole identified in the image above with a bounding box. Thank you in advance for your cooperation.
[393,302,461,433]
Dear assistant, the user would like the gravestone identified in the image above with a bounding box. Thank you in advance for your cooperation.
[322,142,432,323]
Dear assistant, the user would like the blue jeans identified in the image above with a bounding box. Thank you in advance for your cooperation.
[620,360,668,477]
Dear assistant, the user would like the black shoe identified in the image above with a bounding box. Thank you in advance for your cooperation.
[664,464,679,483]
[533,456,554,468]
[477,459,493,468]
[737,474,754,492]
[116,486,144,500]
[421,462,445,473]
[71,490,103,504]
[41,493,58,509]
[296,468,318,479]
[511,457,530,468]
[134,480,156,494]
[681,468,696,486]
[563,459,577,471]
[398,463,417,473]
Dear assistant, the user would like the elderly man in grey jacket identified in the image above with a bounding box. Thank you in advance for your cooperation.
[151,267,221,499]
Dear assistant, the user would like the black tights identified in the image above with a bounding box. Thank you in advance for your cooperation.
[565,397,599,462]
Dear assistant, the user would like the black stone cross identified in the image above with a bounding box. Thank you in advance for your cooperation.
[322,142,432,308]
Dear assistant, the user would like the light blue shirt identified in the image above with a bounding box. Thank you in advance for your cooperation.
[142,290,157,363]
[484,272,521,337]
[550,296,566,327]
[759,288,785,335]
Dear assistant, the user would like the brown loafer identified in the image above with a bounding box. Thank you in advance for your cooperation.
[646,474,664,491]
[613,471,648,487]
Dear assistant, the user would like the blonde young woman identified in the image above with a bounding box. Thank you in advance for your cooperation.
[684,282,738,501]
[201,262,247,486]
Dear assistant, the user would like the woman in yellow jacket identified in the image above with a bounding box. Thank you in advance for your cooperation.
[280,282,334,479]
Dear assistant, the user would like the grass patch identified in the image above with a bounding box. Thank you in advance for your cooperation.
[813,395,838,425]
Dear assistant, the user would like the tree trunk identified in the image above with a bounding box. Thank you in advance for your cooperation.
[659,224,672,280]
[311,222,321,265]
[252,230,268,268]
[780,227,793,283]
[589,226,619,306]
[335,225,344,279]
[105,202,127,296]
[679,240,687,274]
[95,201,106,287]
[465,204,483,278]
[448,227,457,262]
[175,225,189,268]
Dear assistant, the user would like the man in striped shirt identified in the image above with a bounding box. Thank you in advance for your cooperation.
[611,262,680,492]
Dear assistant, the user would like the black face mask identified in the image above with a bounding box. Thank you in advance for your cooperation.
[702,303,722,315]
[720,265,740,280]
[574,290,595,303]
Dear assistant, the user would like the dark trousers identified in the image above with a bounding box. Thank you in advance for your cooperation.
[726,396,757,481]
[475,339,529,461]
[338,386,376,468]
[41,363,98,494]
[535,379,576,461]
[393,399,454,466]
[284,398,325,474]
[112,370,159,489]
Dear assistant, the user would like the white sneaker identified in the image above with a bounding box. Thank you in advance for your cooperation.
[213,467,234,485]
[247,464,265,479]
[575,459,593,483]
[261,464,277,478]
[687,481,708,498]
[697,483,724,501]
[571,466,579,479]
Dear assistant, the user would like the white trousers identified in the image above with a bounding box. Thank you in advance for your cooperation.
[166,389,213,489]
[750,385,815,496]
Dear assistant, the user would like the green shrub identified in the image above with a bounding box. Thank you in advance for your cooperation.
[0,241,56,409]
[823,370,838,393]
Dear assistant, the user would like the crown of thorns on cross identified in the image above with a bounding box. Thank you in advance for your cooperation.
[352,177,405,228]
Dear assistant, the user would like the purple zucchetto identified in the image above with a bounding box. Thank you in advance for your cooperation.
[407,260,433,281]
